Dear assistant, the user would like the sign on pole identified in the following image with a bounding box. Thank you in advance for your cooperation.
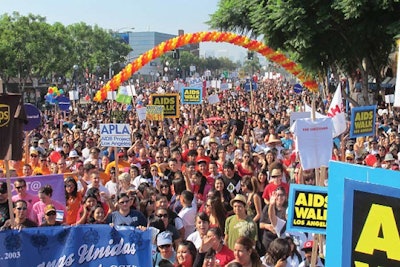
[100,124,132,147]
[181,87,202,104]
[150,94,180,118]
[349,105,376,138]
[286,184,327,234]
[146,105,164,121]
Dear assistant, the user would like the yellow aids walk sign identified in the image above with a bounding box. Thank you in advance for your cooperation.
[286,185,327,234]
[150,94,180,118]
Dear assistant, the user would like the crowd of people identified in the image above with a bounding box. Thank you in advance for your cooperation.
[0,75,397,266]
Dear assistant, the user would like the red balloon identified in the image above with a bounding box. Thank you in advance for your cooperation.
[365,154,377,167]
[49,151,62,163]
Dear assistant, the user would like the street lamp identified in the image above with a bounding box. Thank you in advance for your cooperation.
[72,64,79,91]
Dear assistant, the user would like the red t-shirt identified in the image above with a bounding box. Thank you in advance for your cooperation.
[216,245,235,267]
[262,182,290,201]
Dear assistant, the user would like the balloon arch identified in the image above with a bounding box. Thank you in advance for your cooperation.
[93,31,318,102]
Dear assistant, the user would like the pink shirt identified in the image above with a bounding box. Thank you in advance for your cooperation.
[31,200,66,225]
[12,193,40,221]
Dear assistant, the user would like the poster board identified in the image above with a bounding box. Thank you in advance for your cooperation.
[326,161,400,266]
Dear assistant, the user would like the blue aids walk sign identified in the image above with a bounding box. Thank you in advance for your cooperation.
[326,161,400,266]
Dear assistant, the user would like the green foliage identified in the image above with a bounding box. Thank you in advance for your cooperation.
[0,12,131,85]
[159,50,238,77]
[208,0,400,102]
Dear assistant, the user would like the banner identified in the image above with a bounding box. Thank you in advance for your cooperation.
[326,161,400,266]
[350,105,376,138]
[0,225,152,267]
[100,124,132,147]
[146,105,164,121]
[9,174,65,205]
[286,184,327,234]
[150,94,180,118]
[181,87,202,104]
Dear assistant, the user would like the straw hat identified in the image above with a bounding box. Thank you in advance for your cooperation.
[230,194,247,208]
[267,134,282,145]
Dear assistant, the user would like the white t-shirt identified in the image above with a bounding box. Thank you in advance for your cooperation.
[186,231,202,249]
[178,205,197,239]
[292,118,333,170]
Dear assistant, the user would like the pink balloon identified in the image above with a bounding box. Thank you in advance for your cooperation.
[49,151,62,163]
[365,154,377,167]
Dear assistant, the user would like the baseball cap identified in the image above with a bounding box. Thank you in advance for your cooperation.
[221,134,229,140]
[45,204,56,215]
[156,231,173,246]
[302,240,313,251]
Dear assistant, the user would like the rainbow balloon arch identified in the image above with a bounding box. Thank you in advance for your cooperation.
[93,31,318,102]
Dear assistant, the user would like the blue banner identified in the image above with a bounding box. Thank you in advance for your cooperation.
[0,225,152,267]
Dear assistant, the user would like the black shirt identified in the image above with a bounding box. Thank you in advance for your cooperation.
[0,201,10,227]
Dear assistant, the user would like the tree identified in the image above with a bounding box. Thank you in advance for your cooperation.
[0,12,131,92]
[208,0,400,105]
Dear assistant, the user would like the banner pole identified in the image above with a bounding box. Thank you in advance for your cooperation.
[4,160,15,226]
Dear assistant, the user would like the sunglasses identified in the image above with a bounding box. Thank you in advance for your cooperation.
[159,244,171,249]
[46,211,56,216]
[157,214,168,218]
[16,207,27,211]
[160,185,169,189]
[30,155,38,158]
[118,200,130,205]
[270,175,280,178]
[15,186,25,190]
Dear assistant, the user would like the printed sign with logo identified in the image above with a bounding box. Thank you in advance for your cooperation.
[100,123,132,147]
[181,87,202,104]
[326,161,400,266]
[23,103,41,131]
[150,94,180,118]
[146,105,164,121]
[350,105,376,138]
[57,96,71,111]
[287,184,327,234]
[0,103,10,127]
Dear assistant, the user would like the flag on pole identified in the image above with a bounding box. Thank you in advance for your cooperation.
[394,39,400,107]
[327,83,347,137]
[116,86,132,104]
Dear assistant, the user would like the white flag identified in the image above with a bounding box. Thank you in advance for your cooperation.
[394,39,400,107]
[327,83,347,137]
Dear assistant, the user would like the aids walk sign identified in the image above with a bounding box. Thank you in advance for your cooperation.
[150,93,180,118]
[286,185,327,234]
[100,124,132,147]
[181,87,202,104]
[326,161,400,267]
[350,105,376,138]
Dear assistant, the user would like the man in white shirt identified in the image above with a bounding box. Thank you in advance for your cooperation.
[178,190,197,239]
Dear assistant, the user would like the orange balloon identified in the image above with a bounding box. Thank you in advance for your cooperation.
[94,31,318,102]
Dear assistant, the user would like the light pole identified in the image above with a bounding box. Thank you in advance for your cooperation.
[72,64,79,107]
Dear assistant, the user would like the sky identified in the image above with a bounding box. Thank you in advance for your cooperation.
[1,0,248,61]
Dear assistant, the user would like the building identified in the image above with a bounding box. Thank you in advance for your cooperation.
[118,29,200,79]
